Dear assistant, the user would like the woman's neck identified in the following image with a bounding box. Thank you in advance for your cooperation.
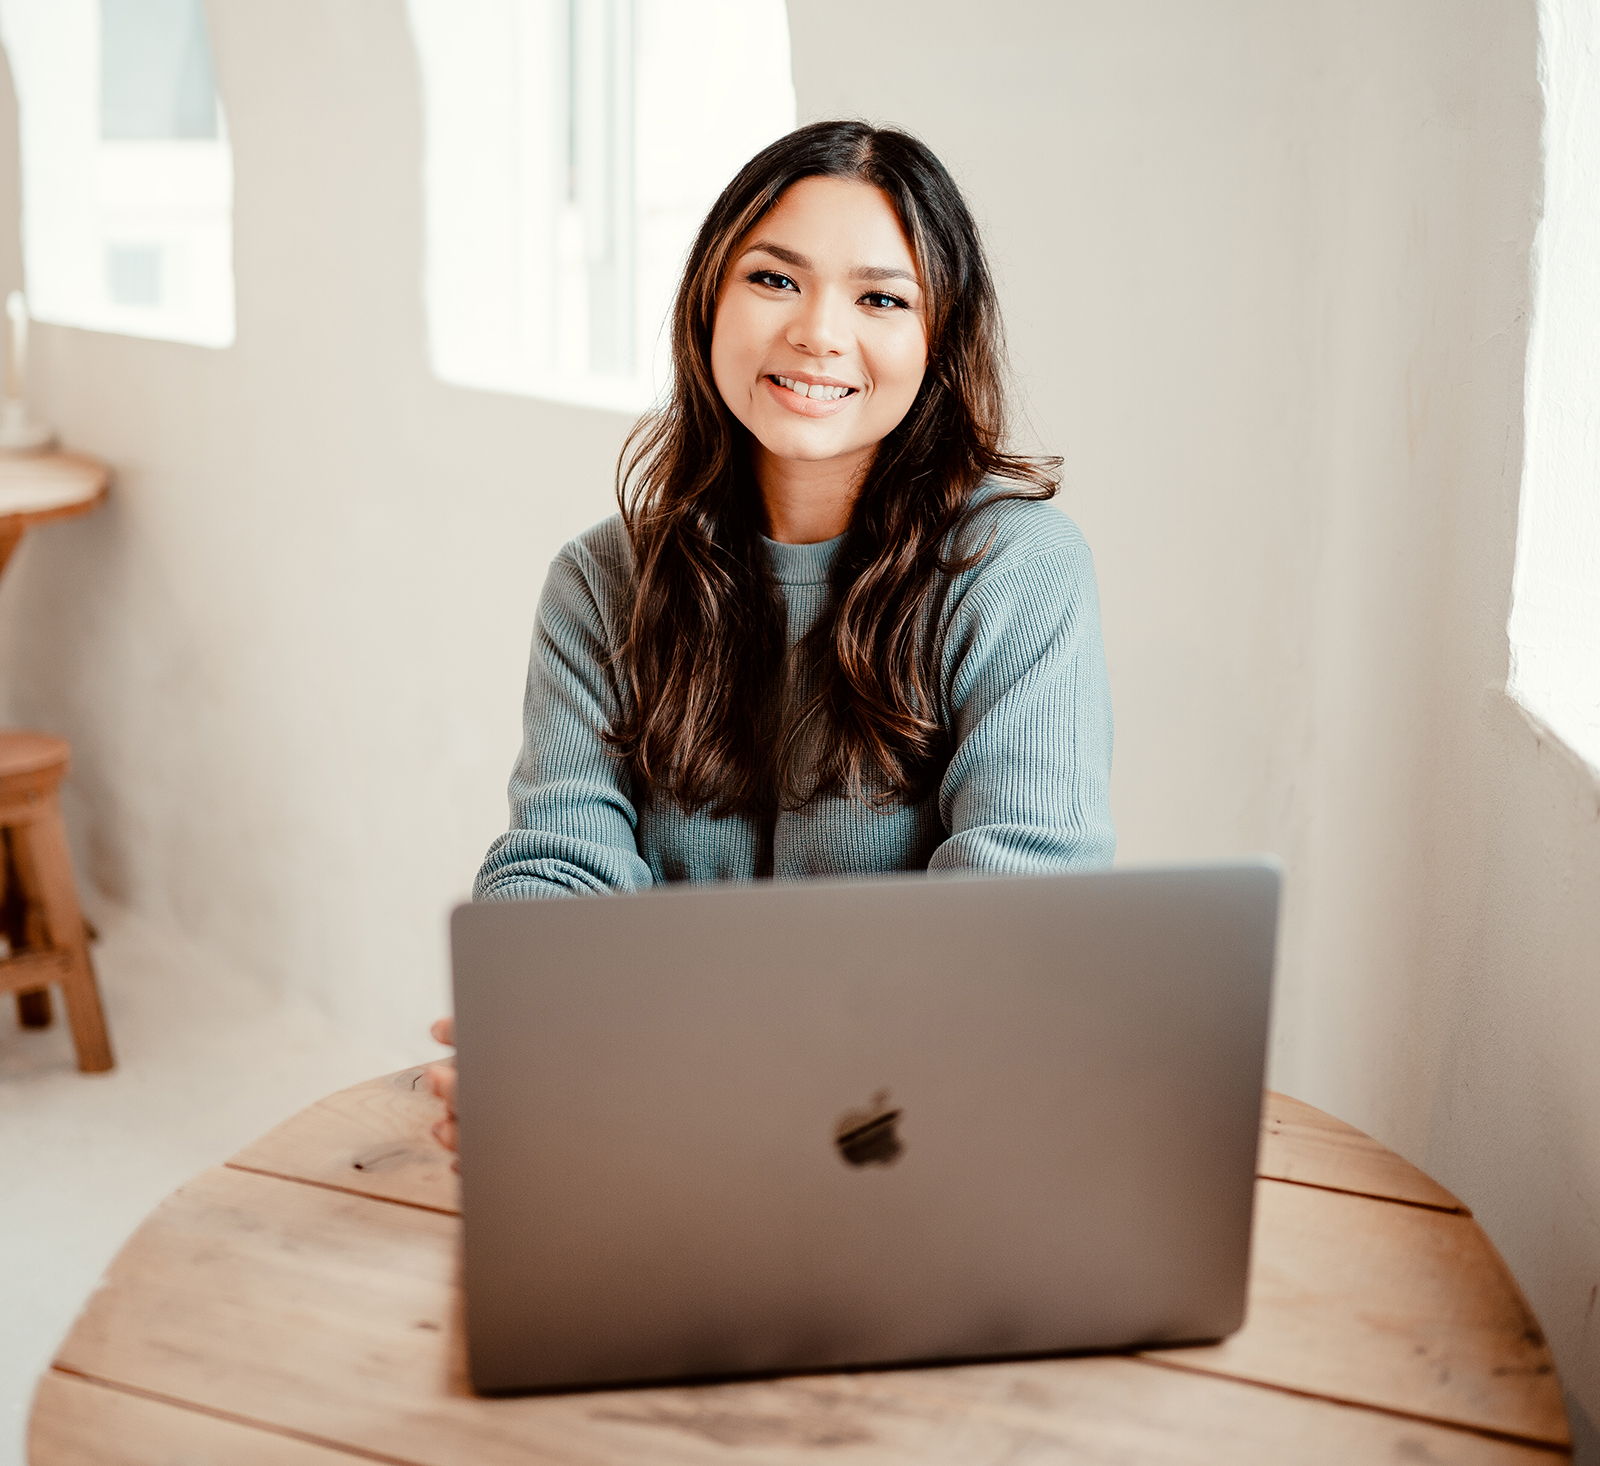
[755,447,869,545]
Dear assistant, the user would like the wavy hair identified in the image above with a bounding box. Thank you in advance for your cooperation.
[607,119,1059,817]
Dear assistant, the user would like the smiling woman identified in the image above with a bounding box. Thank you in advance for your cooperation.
[431,118,1117,1151]
[477,116,1114,868]
[711,177,933,545]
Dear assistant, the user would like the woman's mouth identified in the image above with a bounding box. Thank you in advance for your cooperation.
[763,375,858,417]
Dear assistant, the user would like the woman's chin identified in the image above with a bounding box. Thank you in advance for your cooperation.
[752,426,866,468]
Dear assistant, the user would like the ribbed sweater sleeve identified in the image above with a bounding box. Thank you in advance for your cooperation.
[928,531,1116,874]
[472,549,653,901]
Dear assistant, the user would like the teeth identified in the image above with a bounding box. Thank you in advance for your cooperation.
[774,376,852,401]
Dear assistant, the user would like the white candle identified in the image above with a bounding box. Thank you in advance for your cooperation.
[5,291,27,402]
[4,291,23,401]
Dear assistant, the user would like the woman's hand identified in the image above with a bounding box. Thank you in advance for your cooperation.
[425,1016,458,1161]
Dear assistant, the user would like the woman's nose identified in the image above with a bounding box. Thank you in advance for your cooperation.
[787,291,850,357]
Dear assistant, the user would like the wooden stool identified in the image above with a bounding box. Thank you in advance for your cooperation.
[0,730,113,1072]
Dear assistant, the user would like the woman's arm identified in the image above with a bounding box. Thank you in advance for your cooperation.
[473,547,655,900]
[927,529,1115,874]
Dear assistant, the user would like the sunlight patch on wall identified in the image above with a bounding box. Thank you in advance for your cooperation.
[1507,0,1600,778]
[0,0,234,348]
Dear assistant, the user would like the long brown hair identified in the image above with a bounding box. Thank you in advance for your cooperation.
[608,119,1059,817]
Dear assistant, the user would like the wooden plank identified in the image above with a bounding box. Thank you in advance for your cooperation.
[1142,1179,1569,1447]
[1258,1092,1464,1211]
[33,1356,1567,1466]
[29,1372,375,1464]
[227,1070,1468,1219]
[877,1358,1567,1466]
[228,1063,460,1213]
[47,1165,1569,1464]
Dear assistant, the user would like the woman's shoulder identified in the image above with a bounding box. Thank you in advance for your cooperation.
[551,513,634,602]
[944,476,1094,586]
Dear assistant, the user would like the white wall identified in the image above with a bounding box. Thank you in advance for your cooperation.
[0,0,1593,1450]
[798,5,1598,1449]
[0,0,630,1055]
[1420,0,1600,1447]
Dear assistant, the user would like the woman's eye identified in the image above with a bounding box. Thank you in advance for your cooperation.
[862,291,910,311]
[748,270,797,291]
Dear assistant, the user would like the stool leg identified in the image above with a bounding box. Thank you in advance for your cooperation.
[11,811,113,1073]
[2,826,54,1027]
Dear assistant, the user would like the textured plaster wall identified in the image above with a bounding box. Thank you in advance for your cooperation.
[1418,0,1600,1447]
[0,0,1593,1448]
[0,1,630,1055]
[797,5,1600,1445]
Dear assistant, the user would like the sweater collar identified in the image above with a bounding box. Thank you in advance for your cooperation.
[761,532,843,587]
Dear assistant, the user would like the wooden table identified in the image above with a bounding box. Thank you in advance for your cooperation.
[0,451,109,579]
[29,1069,1572,1464]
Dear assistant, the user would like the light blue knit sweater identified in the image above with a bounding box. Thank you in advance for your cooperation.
[474,485,1115,899]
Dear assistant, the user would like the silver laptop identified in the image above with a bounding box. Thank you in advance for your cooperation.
[450,859,1281,1395]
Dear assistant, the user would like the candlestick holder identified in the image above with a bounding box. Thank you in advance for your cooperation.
[0,396,56,454]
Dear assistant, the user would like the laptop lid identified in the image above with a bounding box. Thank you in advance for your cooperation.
[451,859,1280,1394]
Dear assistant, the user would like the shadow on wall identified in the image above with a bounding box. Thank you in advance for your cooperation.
[1568,1401,1596,1464]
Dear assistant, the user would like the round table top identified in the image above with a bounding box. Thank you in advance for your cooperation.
[0,729,70,784]
[0,726,70,797]
[28,1070,1572,1465]
[0,450,109,526]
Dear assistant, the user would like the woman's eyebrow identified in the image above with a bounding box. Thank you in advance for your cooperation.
[740,240,920,288]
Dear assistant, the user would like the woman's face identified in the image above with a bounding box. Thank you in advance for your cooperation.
[710,176,929,490]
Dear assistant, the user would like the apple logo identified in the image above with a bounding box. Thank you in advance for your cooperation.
[834,1089,904,1168]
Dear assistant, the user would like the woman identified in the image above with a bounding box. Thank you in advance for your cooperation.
[429,119,1115,1150]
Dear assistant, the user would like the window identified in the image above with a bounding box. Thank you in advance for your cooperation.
[407,0,795,412]
[0,0,235,347]
[1506,0,1600,776]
